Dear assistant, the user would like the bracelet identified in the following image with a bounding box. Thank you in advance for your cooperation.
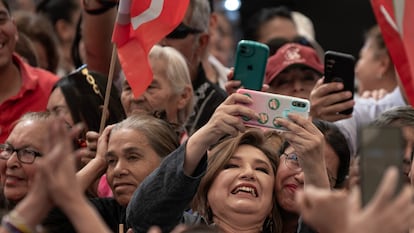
[83,0,118,15]
[1,211,37,233]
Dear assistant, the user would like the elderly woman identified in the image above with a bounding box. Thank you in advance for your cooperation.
[126,93,285,233]
[121,45,194,139]
[43,113,180,233]
[0,112,51,208]
[0,116,112,233]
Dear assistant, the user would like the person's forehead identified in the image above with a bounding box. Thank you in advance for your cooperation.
[281,65,318,74]
[271,67,318,83]
[7,120,49,150]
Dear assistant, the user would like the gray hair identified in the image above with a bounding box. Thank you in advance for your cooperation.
[111,114,180,159]
[372,106,414,128]
[16,111,51,126]
[149,45,194,127]
[188,0,210,33]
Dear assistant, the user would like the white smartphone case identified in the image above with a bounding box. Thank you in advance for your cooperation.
[236,88,310,131]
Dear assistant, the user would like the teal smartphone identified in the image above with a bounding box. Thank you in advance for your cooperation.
[359,125,404,206]
[233,40,269,91]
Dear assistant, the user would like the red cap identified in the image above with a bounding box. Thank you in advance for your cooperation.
[265,43,324,84]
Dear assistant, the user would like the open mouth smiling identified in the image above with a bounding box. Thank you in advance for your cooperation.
[231,184,258,197]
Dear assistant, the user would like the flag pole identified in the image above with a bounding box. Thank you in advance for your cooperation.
[99,44,117,134]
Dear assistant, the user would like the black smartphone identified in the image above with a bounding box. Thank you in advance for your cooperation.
[233,40,269,91]
[359,125,404,206]
[323,51,355,115]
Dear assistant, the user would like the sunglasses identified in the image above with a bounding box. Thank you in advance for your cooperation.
[166,23,203,39]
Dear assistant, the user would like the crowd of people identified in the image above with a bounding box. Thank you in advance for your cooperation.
[0,0,413,233]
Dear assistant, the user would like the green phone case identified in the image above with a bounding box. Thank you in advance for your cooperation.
[233,40,269,91]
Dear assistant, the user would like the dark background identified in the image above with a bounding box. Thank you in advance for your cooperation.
[237,0,377,59]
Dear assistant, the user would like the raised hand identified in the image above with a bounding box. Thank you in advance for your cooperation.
[309,78,354,122]
[274,114,330,188]
[185,93,258,175]
[77,131,100,167]
[296,167,414,233]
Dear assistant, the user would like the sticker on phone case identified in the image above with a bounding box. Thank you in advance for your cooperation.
[268,98,280,110]
[258,112,269,124]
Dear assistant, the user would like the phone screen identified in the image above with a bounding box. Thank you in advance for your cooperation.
[359,126,404,206]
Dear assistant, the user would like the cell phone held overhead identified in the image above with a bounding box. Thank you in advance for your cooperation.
[236,88,310,132]
[233,40,269,91]
[324,50,355,115]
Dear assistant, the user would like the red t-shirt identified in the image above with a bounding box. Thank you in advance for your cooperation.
[0,54,59,143]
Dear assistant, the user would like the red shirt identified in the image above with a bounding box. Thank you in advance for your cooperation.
[0,54,59,143]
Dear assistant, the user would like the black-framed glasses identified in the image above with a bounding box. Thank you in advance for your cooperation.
[0,144,42,164]
[282,152,337,185]
[166,23,203,39]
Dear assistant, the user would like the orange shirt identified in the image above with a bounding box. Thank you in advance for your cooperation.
[0,54,58,143]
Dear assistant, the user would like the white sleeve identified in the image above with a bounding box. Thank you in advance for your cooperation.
[335,87,407,156]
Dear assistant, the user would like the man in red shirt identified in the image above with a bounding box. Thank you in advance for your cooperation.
[0,0,58,143]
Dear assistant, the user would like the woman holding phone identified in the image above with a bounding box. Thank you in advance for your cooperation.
[126,93,285,233]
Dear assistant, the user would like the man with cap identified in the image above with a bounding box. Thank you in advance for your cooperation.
[264,42,324,99]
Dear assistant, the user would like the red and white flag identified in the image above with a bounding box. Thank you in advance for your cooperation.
[112,0,189,97]
[371,0,414,105]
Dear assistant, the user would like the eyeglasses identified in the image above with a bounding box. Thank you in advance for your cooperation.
[166,23,203,39]
[282,152,337,185]
[0,144,42,164]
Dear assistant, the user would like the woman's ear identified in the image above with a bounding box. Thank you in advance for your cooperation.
[377,53,392,78]
[177,85,193,109]
[196,33,210,57]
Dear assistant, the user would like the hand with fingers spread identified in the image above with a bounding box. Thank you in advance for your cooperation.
[309,78,354,122]
[39,117,112,233]
[3,117,111,233]
[41,118,83,207]
[296,167,414,233]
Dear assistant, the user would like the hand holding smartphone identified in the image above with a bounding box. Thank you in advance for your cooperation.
[233,40,269,91]
[236,88,310,132]
[323,51,355,115]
